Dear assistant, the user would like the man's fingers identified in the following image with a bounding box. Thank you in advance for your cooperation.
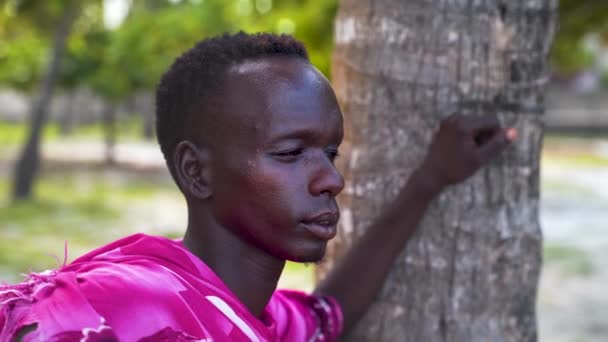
[476,129,511,163]
[505,128,518,142]
[463,114,501,132]
[474,127,500,146]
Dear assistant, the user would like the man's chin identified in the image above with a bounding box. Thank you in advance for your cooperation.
[288,245,327,264]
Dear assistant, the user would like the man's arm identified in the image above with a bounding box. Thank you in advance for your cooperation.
[314,113,517,334]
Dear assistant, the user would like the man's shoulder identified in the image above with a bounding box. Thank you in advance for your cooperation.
[0,234,209,341]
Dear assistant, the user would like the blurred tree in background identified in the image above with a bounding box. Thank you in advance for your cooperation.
[2,0,81,201]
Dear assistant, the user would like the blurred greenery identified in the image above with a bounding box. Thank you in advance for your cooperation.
[0,0,337,101]
[544,244,595,277]
[0,171,167,282]
[551,0,608,74]
[0,119,145,147]
[544,153,608,168]
[1,0,604,102]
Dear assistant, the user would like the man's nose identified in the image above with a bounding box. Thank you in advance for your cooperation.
[308,154,345,197]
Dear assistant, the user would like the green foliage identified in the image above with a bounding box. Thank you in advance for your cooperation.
[0,0,338,103]
[214,0,338,76]
[551,0,608,73]
[1,0,77,32]
[0,9,47,91]
[5,0,605,112]
[102,0,338,99]
[61,3,106,90]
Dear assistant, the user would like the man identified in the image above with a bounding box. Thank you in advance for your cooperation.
[0,32,515,341]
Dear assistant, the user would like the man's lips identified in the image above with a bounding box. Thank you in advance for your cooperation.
[301,212,339,240]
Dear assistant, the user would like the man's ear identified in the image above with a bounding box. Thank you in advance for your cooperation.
[174,141,212,199]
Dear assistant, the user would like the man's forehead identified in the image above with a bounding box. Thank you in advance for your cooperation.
[219,57,330,118]
[226,57,322,88]
[204,57,340,145]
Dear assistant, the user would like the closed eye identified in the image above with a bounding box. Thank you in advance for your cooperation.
[325,148,340,162]
[272,148,304,162]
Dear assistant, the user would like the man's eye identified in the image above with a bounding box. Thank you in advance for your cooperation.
[326,149,340,162]
[273,149,303,161]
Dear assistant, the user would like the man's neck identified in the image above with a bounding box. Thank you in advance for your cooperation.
[183,214,285,317]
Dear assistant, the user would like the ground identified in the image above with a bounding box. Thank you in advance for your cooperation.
[538,136,608,342]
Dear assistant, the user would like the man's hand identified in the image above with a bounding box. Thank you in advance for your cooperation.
[315,112,517,334]
[419,113,517,190]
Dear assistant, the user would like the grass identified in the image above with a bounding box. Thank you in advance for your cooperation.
[543,153,608,168]
[0,118,148,149]
[542,133,608,168]
[0,171,178,283]
[541,177,597,196]
[544,244,595,277]
[545,132,608,142]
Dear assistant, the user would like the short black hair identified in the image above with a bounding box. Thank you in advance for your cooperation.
[155,31,309,183]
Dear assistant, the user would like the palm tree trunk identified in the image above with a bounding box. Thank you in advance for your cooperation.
[11,3,77,201]
[318,0,558,341]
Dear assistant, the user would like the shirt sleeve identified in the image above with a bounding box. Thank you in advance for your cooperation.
[270,289,344,342]
[0,267,208,342]
[0,270,120,342]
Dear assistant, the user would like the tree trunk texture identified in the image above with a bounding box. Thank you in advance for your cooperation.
[318,1,558,341]
[142,103,155,140]
[59,89,78,135]
[11,2,77,201]
[103,101,117,165]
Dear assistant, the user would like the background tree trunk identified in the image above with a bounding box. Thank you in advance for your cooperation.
[317,0,558,341]
[11,2,77,201]
[142,104,155,140]
[59,89,78,135]
[102,101,117,165]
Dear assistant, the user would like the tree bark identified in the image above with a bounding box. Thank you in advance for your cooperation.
[11,2,78,201]
[59,89,78,135]
[102,101,117,165]
[142,103,155,140]
[318,1,558,341]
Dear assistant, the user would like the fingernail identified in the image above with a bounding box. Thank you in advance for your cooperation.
[506,128,518,142]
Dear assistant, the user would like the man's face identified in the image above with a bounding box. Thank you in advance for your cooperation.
[205,57,344,263]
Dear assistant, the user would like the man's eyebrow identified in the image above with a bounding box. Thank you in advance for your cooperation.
[269,128,323,142]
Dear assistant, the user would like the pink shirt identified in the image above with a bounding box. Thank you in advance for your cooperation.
[0,234,343,341]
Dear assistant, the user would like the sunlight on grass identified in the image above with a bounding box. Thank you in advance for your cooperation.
[0,118,147,148]
[0,121,59,147]
[541,177,597,195]
[544,244,595,277]
[542,134,608,168]
[0,172,179,283]
[543,153,608,168]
